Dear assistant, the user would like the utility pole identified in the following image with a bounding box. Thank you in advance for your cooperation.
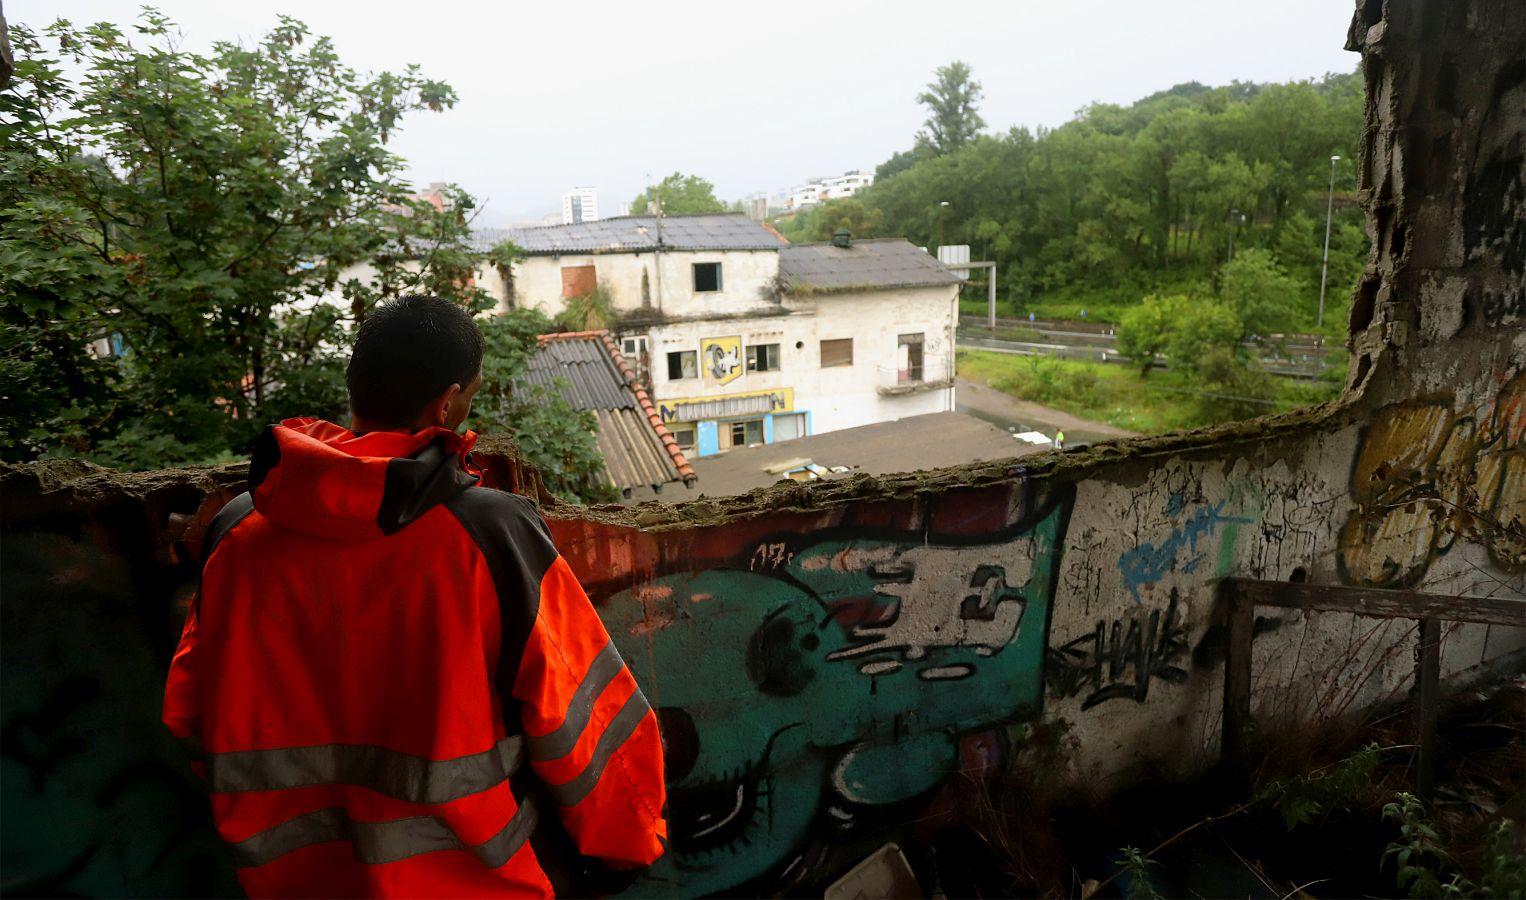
[1317,154,1341,329]
[653,195,664,312]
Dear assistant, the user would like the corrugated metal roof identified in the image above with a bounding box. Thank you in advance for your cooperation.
[521,339,635,411]
[519,333,692,494]
[473,214,785,256]
[778,238,963,293]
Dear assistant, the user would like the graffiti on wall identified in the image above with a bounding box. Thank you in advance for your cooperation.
[1046,589,1190,710]
[0,532,236,897]
[1117,496,1253,603]
[701,335,742,386]
[1339,372,1525,587]
[602,486,1073,896]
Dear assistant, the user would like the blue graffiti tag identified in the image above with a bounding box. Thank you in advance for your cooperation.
[1118,499,1251,603]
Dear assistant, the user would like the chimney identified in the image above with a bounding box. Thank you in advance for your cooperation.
[832,228,852,248]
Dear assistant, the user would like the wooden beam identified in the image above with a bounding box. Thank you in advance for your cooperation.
[1221,578,1526,628]
[1221,583,1255,772]
[1415,617,1441,803]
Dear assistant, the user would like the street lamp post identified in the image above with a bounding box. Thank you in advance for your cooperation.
[1317,154,1341,329]
[1226,208,1246,263]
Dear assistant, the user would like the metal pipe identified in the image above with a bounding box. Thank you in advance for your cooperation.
[1318,154,1341,329]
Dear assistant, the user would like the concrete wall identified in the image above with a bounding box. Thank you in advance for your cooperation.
[1,0,1522,895]
[507,249,781,319]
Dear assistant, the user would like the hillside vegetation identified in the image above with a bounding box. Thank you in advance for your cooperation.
[781,72,1369,332]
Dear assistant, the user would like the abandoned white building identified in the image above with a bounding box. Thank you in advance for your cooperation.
[786,170,875,209]
[472,214,961,457]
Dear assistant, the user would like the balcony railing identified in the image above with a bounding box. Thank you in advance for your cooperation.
[876,355,954,397]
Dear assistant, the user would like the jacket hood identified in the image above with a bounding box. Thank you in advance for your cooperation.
[248,418,480,540]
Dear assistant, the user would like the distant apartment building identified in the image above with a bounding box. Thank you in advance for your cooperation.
[786,170,874,209]
[471,214,961,458]
[561,187,599,225]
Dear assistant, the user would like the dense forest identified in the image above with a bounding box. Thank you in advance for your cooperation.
[780,70,1370,332]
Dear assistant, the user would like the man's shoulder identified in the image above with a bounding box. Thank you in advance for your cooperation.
[445,485,543,527]
[443,487,557,572]
[203,491,256,563]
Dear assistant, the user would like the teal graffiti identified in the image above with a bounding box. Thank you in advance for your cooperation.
[1118,498,1252,603]
[604,494,1071,896]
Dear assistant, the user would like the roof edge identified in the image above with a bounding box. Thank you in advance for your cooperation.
[535,330,697,485]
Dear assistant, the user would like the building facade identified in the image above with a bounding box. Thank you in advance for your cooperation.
[482,214,960,458]
[560,186,599,225]
[786,170,874,209]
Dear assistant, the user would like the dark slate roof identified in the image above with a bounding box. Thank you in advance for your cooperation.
[473,214,784,256]
[779,238,963,293]
[518,333,694,494]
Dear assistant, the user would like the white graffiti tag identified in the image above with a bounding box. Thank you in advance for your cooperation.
[826,543,1036,679]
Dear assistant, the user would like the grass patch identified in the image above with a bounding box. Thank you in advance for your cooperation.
[958,295,1136,325]
[957,349,1340,434]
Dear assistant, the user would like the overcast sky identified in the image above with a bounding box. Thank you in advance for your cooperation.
[16,0,1360,225]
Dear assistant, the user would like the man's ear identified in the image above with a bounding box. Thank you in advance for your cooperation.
[425,383,463,429]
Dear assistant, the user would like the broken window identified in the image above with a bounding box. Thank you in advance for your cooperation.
[898,333,925,382]
[746,343,780,372]
[727,418,764,448]
[667,350,697,380]
[820,338,854,368]
[693,262,722,293]
[669,425,696,451]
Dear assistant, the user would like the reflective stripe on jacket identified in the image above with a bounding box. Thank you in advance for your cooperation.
[163,418,666,897]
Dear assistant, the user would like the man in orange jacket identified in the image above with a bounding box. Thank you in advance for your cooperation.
[164,295,666,897]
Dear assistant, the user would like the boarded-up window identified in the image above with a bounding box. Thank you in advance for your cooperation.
[773,413,806,441]
[561,265,596,299]
[820,338,854,368]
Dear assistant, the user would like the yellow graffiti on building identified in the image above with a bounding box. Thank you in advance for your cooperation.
[701,335,743,386]
[1339,372,1525,586]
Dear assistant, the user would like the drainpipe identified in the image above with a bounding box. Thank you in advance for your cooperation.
[948,291,958,412]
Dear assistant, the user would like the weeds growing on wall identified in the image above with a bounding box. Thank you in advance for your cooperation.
[920,678,1523,898]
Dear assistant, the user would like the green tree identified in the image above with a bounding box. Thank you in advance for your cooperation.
[1190,348,1276,423]
[874,145,934,182]
[1116,294,1180,377]
[1166,299,1243,371]
[471,309,619,504]
[781,197,884,243]
[4,12,462,466]
[629,172,725,216]
[1,12,611,501]
[1219,247,1302,339]
[916,61,986,154]
[851,70,1366,319]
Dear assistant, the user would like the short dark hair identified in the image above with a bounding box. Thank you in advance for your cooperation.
[347,295,484,427]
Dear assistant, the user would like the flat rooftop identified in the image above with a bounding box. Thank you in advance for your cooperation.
[632,410,1043,501]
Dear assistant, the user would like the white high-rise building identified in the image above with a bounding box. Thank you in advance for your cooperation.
[786,170,874,209]
[561,187,600,225]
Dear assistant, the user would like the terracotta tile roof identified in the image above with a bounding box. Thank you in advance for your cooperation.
[526,331,696,494]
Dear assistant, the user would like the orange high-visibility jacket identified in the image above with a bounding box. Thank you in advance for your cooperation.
[163,418,666,897]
